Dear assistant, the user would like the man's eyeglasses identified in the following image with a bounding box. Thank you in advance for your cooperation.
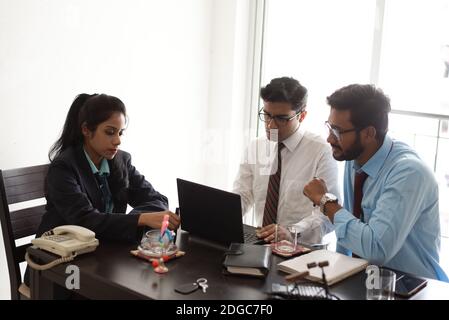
[258,108,301,125]
[325,121,358,141]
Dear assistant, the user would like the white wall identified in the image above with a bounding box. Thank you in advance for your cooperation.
[0,0,256,300]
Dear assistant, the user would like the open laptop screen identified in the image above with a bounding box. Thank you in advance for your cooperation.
[177,178,249,245]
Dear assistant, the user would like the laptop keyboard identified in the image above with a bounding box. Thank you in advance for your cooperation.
[243,231,259,243]
[242,224,262,244]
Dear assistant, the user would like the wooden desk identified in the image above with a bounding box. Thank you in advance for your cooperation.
[27,231,449,300]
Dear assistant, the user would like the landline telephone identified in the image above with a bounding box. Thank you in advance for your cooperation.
[25,225,99,271]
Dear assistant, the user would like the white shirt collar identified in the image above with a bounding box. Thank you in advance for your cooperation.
[281,126,304,153]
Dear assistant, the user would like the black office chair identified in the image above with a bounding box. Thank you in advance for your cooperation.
[0,164,49,300]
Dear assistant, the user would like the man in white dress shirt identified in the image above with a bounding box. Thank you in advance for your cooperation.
[233,77,339,244]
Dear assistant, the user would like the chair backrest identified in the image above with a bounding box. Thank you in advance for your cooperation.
[0,164,49,300]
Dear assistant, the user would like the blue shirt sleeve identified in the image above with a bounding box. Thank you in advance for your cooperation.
[334,158,436,265]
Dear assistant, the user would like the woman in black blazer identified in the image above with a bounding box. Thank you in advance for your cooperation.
[36,93,180,242]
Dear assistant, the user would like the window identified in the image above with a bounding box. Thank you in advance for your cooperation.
[260,0,449,237]
[379,0,449,236]
[379,0,449,116]
[261,0,377,135]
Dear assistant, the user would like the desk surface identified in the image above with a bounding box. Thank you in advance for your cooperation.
[28,231,449,300]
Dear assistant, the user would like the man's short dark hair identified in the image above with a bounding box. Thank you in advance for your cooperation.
[260,77,308,113]
[327,84,391,142]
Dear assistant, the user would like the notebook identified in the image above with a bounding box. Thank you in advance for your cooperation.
[223,243,272,277]
[277,249,369,285]
[177,179,263,246]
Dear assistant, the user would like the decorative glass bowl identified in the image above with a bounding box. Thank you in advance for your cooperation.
[138,229,177,257]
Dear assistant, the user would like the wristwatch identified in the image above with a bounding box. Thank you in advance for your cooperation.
[319,193,338,215]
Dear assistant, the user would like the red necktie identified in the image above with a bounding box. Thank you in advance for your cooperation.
[262,143,285,227]
[352,171,368,258]
[353,171,368,220]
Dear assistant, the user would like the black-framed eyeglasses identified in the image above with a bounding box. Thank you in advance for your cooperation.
[258,108,301,125]
[325,121,358,141]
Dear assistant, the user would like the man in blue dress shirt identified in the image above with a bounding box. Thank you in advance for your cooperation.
[303,84,448,281]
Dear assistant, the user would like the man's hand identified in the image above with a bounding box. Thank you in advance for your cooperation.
[256,224,290,243]
[138,211,180,230]
[303,177,328,206]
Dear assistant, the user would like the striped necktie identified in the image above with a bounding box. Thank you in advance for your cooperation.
[262,143,285,227]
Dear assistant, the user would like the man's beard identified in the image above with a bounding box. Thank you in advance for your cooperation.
[332,133,364,161]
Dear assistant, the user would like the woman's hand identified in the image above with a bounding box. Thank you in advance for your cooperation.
[138,211,180,230]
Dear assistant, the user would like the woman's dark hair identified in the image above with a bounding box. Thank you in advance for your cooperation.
[327,84,391,142]
[260,77,308,112]
[49,93,127,161]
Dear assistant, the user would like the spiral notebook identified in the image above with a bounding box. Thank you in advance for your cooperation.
[277,249,368,285]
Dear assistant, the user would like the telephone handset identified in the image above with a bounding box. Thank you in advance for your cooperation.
[32,225,99,257]
[25,225,99,271]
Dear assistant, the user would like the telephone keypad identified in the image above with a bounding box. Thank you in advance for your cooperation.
[45,235,72,242]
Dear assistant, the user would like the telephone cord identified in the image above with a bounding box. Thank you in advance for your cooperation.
[25,252,77,271]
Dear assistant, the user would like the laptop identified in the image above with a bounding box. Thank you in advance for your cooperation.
[176,178,263,246]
